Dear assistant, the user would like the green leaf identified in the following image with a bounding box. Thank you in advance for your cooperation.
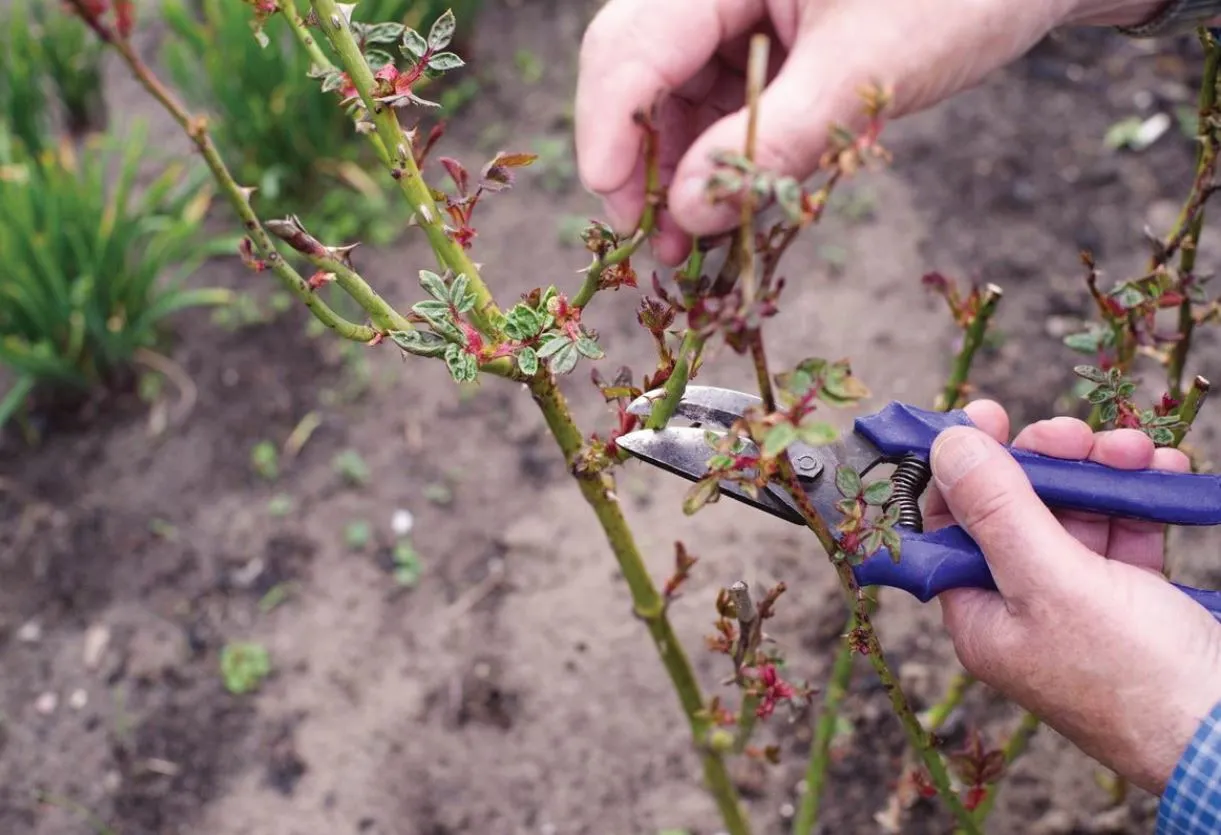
[419,269,449,301]
[683,476,721,515]
[1117,381,1137,398]
[575,335,604,359]
[835,466,862,498]
[774,176,804,223]
[548,341,581,374]
[761,423,799,458]
[364,49,395,71]
[1150,427,1175,446]
[401,27,428,58]
[390,329,449,357]
[504,304,543,340]
[861,528,884,556]
[443,346,478,383]
[707,453,735,470]
[428,52,465,72]
[862,480,893,506]
[449,273,474,312]
[516,346,538,376]
[881,529,902,562]
[797,420,837,446]
[1086,386,1113,404]
[1073,365,1109,383]
[1111,284,1145,310]
[428,8,457,50]
[536,333,572,359]
[359,21,406,45]
[1101,402,1119,423]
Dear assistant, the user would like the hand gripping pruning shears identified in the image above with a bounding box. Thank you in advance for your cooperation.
[615,385,1221,623]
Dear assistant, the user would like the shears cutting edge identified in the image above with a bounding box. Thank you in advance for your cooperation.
[615,385,1221,623]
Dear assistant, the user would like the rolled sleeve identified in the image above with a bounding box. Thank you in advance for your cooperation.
[1158,700,1221,835]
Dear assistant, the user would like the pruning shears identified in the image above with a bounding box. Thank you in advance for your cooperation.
[615,385,1221,623]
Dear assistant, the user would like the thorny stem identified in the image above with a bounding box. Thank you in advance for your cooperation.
[573,113,662,310]
[526,373,752,835]
[737,34,768,307]
[646,248,708,429]
[776,467,980,834]
[963,710,1042,830]
[791,606,863,835]
[1167,32,1221,400]
[935,285,1003,411]
[66,3,379,344]
[310,0,504,337]
[300,251,413,332]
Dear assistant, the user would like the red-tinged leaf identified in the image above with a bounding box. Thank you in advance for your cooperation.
[115,0,135,36]
[374,63,399,84]
[490,151,538,168]
[439,156,469,195]
[979,750,1007,784]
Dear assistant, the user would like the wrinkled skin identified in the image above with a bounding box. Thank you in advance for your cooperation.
[575,0,1221,792]
[927,402,1221,794]
[575,0,1184,264]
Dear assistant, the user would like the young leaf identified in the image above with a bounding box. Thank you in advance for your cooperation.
[549,341,581,374]
[449,274,473,312]
[428,8,457,50]
[444,345,478,383]
[537,333,573,359]
[356,21,407,45]
[683,476,721,515]
[390,330,449,358]
[1086,386,1113,405]
[862,480,893,506]
[761,423,799,459]
[797,420,837,446]
[575,335,604,359]
[428,52,465,72]
[401,27,428,59]
[517,347,539,376]
[419,269,450,301]
[504,304,543,340]
[364,49,395,71]
[881,529,902,562]
[835,466,862,498]
[1073,365,1109,384]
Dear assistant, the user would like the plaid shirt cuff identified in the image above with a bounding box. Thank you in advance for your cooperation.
[1158,699,1221,835]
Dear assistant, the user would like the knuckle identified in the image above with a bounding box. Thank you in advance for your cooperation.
[955,477,1020,537]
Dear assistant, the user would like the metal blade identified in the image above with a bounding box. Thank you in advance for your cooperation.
[626,385,764,429]
[615,426,805,524]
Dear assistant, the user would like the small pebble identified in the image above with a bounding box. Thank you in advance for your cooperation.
[392,509,414,537]
[779,802,795,819]
[68,689,88,710]
[35,692,58,715]
[17,620,41,643]
[83,624,110,670]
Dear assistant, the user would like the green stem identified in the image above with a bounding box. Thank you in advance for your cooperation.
[71,8,377,343]
[302,251,412,332]
[791,606,862,835]
[1173,376,1211,447]
[310,0,503,337]
[645,249,710,429]
[527,372,751,835]
[936,285,1003,411]
[924,671,976,732]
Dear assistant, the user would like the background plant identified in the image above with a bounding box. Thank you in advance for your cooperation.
[0,121,233,430]
[64,2,1221,833]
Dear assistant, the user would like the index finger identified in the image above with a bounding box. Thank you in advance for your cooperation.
[574,0,765,218]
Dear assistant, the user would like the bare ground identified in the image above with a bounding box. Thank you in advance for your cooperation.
[5,3,1221,834]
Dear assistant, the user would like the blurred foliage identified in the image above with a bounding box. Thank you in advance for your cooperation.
[0,0,106,155]
[355,0,483,40]
[0,122,233,429]
[159,0,486,246]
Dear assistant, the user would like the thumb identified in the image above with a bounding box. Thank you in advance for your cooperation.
[930,426,1089,602]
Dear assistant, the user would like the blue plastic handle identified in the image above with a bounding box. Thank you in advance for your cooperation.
[848,402,1221,622]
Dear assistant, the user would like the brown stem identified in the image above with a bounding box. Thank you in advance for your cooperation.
[66,5,380,343]
[526,373,751,834]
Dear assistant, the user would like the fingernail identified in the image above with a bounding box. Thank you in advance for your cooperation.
[931,428,992,489]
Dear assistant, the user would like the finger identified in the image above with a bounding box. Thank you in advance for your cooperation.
[575,0,765,227]
[666,1,1064,238]
[1010,417,1111,553]
[1105,439,1192,571]
[930,425,1092,603]
[924,399,1009,526]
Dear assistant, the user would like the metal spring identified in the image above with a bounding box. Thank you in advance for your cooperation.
[887,454,931,532]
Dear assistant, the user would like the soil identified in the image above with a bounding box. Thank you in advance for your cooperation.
[5,3,1221,834]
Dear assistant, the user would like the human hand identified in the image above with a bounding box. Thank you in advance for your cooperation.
[924,400,1221,794]
[575,0,1166,265]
